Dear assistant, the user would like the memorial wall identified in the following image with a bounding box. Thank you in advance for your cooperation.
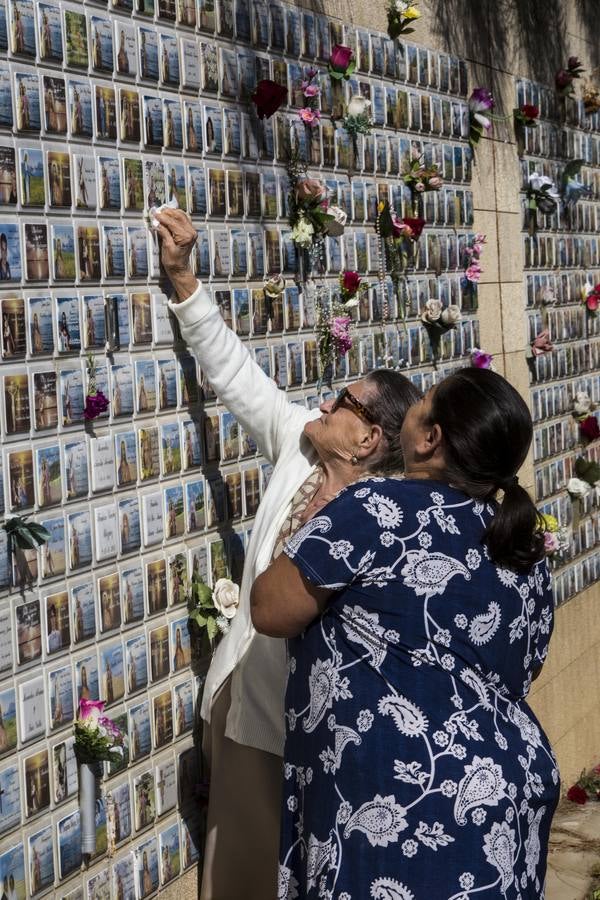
[0,0,482,895]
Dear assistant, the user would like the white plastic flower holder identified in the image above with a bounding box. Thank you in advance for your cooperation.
[79,760,102,855]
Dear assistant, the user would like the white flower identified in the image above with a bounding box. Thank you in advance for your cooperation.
[432,730,449,747]
[528,172,560,200]
[440,780,457,797]
[330,540,354,559]
[306,767,313,783]
[289,656,296,674]
[567,477,591,498]
[416,510,430,525]
[354,487,371,498]
[264,274,286,297]
[441,654,455,670]
[505,807,514,822]
[465,549,481,570]
[325,205,347,237]
[574,391,592,416]
[441,304,462,326]
[430,492,444,505]
[459,873,475,890]
[216,615,230,634]
[434,629,451,647]
[402,839,418,857]
[418,532,432,548]
[213,578,240,619]
[471,808,487,825]
[421,298,443,323]
[357,709,374,732]
[343,297,360,309]
[450,743,467,759]
[346,95,371,118]
[284,763,293,779]
[384,629,400,643]
[287,795,298,811]
[454,614,468,629]
[380,531,395,547]
[291,216,315,248]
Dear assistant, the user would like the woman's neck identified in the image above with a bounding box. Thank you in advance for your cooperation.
[403,460,447,481]
[319,457,363,498]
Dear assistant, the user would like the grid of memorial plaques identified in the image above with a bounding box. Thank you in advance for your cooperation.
[0,0,479,893]
[518,78,600,608]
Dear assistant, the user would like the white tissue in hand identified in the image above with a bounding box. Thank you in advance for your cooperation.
[146,196,179,230]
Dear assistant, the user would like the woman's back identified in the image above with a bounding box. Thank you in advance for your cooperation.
[281,477,559,900]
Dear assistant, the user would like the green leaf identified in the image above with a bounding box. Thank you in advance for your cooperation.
[206,616,220,642]
[345,60,356,78]
[189,609,208,627]
[575,456,600,485]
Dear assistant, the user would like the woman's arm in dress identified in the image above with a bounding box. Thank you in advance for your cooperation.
[251,555,332,638]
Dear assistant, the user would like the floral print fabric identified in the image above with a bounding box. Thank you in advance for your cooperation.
[279,478,559,900]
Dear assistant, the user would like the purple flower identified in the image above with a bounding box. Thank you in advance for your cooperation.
[84,390,110,420]
[330,316,353,354]
[471,348,493,369]
[469,88,494,111]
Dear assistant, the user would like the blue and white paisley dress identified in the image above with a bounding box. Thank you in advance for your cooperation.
[279,478,559,900]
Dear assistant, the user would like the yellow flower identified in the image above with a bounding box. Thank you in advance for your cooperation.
[403,6,421,20]
[539,513,558,533]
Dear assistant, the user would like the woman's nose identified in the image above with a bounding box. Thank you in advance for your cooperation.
[320,400,333,414]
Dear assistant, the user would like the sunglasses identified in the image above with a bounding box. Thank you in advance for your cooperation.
[330,387,376,423]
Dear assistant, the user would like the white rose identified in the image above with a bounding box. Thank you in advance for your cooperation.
[528,172,559,200]
[567,477,591,499]
[291,216,315,248]
[421,298,443,323]
[325,205,347,237]
[212,578,240,619]
[346,95,371,118]
[441,304,462,325]
[264,274,286,298]
[343,297,360,309]
[574,391,592,416]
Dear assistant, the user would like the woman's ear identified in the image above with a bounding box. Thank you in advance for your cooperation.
[357,423,384,458]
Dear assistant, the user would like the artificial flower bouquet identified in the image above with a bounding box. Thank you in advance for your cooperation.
[525,172,560,235]
[468,88,494,148]
[378,202,425,323]
[513,104,539,128]
[555,56,585,98]
[74,699,125,765]
[420,298,462,369]
[402,157,443,211]
[470,348,493,369]
[341,95,373,164]
[582,281,600,316]
[460,233,486,299]
[84,353,110,421]
[567,765,600,804]
[386,0,420,40]
[537,513,569,558]
[583,77,600,115]
[315,271,363,384]
[188,574,239,644]
[298,67,321,128]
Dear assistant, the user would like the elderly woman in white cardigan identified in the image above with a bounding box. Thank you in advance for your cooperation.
[158,209,421,900]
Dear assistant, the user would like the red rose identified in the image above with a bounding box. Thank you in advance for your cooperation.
[330,44,353,72]
[568,56,582,72]
[251,79,288,119]
[566,784,588,805]
[521,104,539,119]
[402,217,426,240]
[580,415,600,443]
[341,270,361,295]
[587,294,599,311]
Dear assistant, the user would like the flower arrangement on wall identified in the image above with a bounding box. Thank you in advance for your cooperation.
[386,0,421,39]
[555,56,585,98]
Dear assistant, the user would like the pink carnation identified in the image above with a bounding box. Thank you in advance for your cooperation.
[330,316,353,354]
[299,107,321,126]
[79,698,105,720]
[465,263,482,283]
[302,82,320,98]
[544,531,560,554]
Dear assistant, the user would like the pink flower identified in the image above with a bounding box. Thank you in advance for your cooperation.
[296,178,326,202]
[428,175,443,188]
[544,531,560,554]
[531,330,553,356]
[471,348,493,369]
[79,698,105,720]
[465,262,482,283]
[299,107,321,126]
[329,44,353,73]
[302,82,320,98]
[414,182,425,192]
[474,233,487,244]
[330,316,353,354]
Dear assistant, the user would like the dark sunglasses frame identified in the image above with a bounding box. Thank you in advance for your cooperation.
[331,387,376,423]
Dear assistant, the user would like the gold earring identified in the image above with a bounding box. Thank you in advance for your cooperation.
[351,454,358,465]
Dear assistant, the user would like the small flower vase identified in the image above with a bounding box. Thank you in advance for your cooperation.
[79,761,101,855]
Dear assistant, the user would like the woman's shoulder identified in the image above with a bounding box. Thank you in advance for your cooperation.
[342,476,472,506]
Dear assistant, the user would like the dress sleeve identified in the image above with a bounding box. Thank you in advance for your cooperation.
[532,559,554,671]
[284,480,398,589]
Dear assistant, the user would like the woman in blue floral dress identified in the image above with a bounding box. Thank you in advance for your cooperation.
[252,369,560,900]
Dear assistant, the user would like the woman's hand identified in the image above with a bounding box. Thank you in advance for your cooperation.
[155,208,199,301]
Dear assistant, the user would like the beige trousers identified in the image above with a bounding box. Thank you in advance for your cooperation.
[200,677,282,900]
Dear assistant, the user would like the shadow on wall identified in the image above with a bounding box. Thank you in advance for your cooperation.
[575,0,600,70]
[426,0,575,86]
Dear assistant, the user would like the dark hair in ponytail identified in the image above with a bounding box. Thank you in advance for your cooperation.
[427,368,544,573]
[364,370,423,475]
